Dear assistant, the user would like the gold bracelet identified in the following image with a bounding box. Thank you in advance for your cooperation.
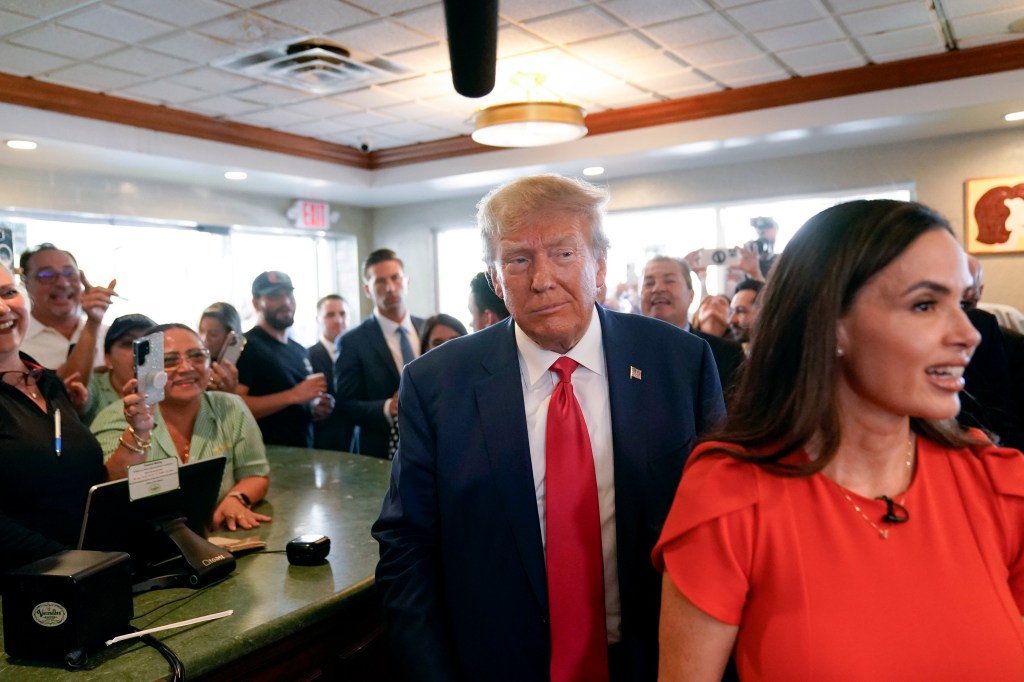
[127,425,152,448]
[118,435,147,456]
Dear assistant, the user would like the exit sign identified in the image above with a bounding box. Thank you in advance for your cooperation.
[288,200,331,229]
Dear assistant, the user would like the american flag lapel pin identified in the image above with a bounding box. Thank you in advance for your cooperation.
[629,366,642,381]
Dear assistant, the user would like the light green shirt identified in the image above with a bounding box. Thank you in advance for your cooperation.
[81,372,122,425]
[91,391,270,499]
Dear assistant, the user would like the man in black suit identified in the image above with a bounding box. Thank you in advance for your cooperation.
[373,175,725,681]
[308,294,352,450]
[335,249,423,459]
[640,255,745,392]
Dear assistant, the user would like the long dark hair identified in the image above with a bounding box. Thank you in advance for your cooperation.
[708,199,977,475]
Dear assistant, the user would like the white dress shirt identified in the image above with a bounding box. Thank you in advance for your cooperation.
[21,314,106,369]
[514,309,621,643]
[374,311,420,423]
[318,337,338,364]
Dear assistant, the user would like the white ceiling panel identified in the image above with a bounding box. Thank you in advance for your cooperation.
[569,30,659,63]
[777,40,866,75]
[525,6,626,44]
[754,18,845,52]
[58,4,174,42]
[0,8,36,34]
[109,0,233,27]
[601,0,710,26]
[328,18,436,56]
[117,79,208,104]
[95,48,194,78]
[839,1,935,36]
[187,94,265,117]
[602,51,689,81]
[0,42,73,75]
[255,0,376,34]
[332,85,410,109]
[236,107,314,127]
[644,13,739,50]
[394,4,447,39]
[47,62,141,90]
[950,9,1024,39]
[857,24,945,59]
[146,31,243,63]
[673,35,764,67]
[1,0,89,19]
[347,0,437,16]
[10,23,122,60]
[726,0,829,32]
[169,67,260,94]
[701,54,789,86]
[941,0,1024,18]
[500,0,587,23]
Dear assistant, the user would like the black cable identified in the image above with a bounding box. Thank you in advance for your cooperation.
[143,633,185,682]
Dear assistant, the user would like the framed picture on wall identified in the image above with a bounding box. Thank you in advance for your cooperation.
[964,176,1024,255]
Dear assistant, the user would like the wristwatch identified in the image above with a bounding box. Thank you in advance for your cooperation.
[228,491,252,508]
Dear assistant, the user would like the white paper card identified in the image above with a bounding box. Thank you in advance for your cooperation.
[127,458,180,501]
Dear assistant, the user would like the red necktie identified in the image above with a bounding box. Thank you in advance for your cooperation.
[545,357,609,682]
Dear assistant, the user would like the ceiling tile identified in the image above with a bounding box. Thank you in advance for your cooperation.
[956,32,1022,48]
[109,0,233,27]
[233,83,311,105]
[569,30,659,63]
[857,23,944,59]
[95,47,193,78]
[950,8,1024,39]
[0,9,36,35]
[147,31,242,62]
[59,4,175,42]
[371,120,450,141]
[10,23,122,60]
[827,0,899,11]
[346,0,437,16]
[194,10,304,47]
[640,68,718,95]
[187,94,265,117]
[386,42,451,71]
[256,0,376,34]
[727,0,829,32]
[423,91,479,119]
[48,62,142,91]
[645,13,738,49]
[332,110,402,128]
[776,40,866,75]
[658,79,722,99]
[672,35,763,67]
[329,129,406,150]
[1,0,90,19]
[0,43,74,75]
[236,107,313,127]
[602,0,710,27]
[375,72,454,99]
[839,1,934,35]
[602,51,689,80]
[700,54,789,86]
[500,0,587,23]
[280,118,356,137]
[377,100,447,120]
[394,4,447,40]
[754,18,845,51]
[332,85,410,109]
[525,6,626,44]
[172,66,261,93]
[497,24,549,58]
[282,98,360,118]
[942,0,1024,18]
[118,79,208,104]
[328,18,435,56]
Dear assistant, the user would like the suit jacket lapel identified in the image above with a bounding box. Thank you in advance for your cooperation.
[366,316,401,384]
[475,320,548,613]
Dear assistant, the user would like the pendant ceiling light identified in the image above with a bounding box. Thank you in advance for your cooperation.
[470,73,588,148]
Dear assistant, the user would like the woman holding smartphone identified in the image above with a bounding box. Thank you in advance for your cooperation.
[198,301,242,393]
[91,323,271,532]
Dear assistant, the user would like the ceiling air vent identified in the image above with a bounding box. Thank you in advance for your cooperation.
[214,37,409,95]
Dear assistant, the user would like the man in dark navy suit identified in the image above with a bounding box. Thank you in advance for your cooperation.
[640,255,745,393]
[335,249,423,459]
[308,294,352,450]
[373,175,725,681]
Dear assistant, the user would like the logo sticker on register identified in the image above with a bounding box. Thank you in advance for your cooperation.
[127,458,180,501]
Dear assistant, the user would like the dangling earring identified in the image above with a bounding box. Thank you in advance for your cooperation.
[836,347,844,358]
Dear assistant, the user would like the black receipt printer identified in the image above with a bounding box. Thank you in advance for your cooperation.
[2,550,133,662]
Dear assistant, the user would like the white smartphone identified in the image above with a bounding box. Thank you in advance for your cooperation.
[216,331,247,366]
[133,332,167,406]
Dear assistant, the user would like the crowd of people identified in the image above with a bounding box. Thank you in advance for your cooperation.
[2,173,1023,678]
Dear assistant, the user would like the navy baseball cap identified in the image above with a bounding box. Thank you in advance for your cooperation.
[104,314,157,354]
[252,271,294,296]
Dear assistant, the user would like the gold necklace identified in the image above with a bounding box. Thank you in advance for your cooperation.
[835,437,915,540]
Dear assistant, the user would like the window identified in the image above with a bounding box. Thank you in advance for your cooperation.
[9,215,357,347]
[434,185,913,323]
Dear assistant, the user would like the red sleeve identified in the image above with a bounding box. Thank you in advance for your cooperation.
[975,441,1024,612]
[653,444,759,625]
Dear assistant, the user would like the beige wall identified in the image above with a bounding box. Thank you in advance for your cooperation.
[376,127,1024,313]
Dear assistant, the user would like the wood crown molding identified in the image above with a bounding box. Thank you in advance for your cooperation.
[1,39,1022,172]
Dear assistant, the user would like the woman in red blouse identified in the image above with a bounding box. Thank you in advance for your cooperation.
[654,200,1024,680]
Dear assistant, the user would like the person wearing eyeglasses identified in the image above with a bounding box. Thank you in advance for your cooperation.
[18,243,117,392]
[90,324,272,532]
[0,263,107,572]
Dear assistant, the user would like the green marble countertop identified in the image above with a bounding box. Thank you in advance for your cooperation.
[0,448,393,680]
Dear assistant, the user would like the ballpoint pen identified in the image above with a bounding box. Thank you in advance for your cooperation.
[54,408,61,457]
